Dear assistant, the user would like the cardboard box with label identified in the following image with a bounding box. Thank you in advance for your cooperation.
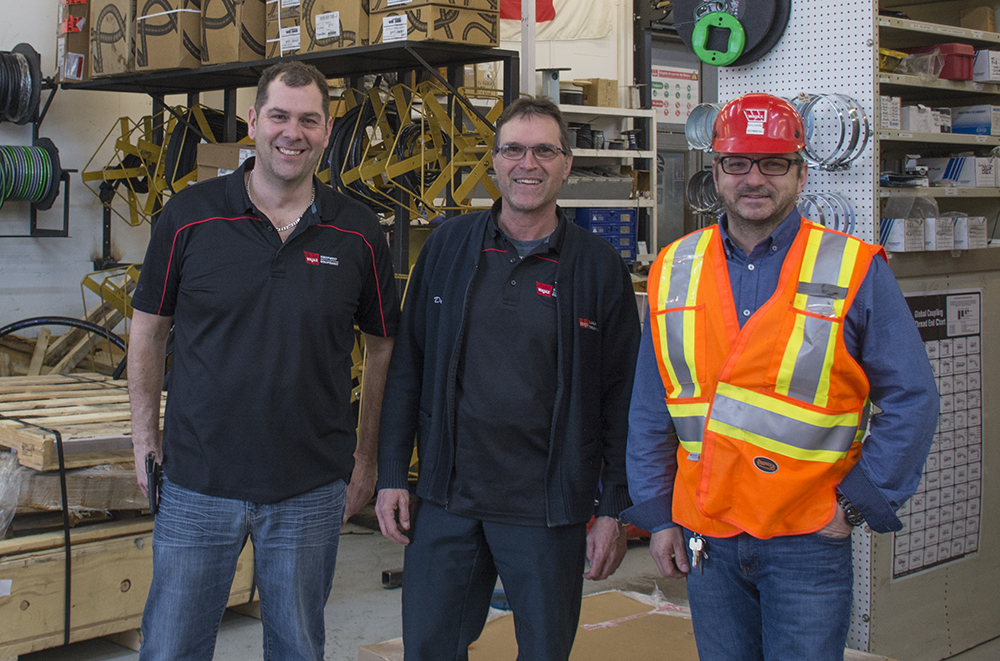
[954,216,989,250]
[951,104,1000,135]
[201,0,266,64]
[879,95,901,130]
[463,61,499,89]
[136,0,202,70]
[370,5,499,45]
[900,105,935,133]
[973,50,1000,82]
[924,217,955,251]
[266,0,302,57]
[919,157,996,188]
[56,0,89,83]
[880,217,925,252]
[960,6,996,31]
[196,142,255,181]
[573,78,618,107]
[302,0,369,52]
[89,0,134,77]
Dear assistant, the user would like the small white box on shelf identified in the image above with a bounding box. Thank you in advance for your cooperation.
[924,218,955,251]
[932,107,952,133]
[880,218,925,252]
[900,105,935,132]
[954,216,989,250]
[973,50,1000,82]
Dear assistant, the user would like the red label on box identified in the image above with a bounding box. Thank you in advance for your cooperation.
[60,16,84,33]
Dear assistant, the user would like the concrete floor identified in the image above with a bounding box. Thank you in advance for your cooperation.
[17,508,1000,661]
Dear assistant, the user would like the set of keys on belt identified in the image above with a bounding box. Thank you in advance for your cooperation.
[689,533,709,573]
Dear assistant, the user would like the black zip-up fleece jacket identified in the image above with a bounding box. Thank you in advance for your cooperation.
[377,204,641,526]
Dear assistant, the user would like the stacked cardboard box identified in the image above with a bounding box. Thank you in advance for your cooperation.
[301,0,371,52]
[266,0,302,57]
[136,0,202,70]
[89,0,135,77]
[197,142,256,181]
[56,0,90,83]
[202,0,266,64]
[370,0,499,46]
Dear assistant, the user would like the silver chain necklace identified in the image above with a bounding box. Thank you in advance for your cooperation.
[246,169,315,233]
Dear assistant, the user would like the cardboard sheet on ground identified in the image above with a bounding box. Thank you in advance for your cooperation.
[468,591,697,660]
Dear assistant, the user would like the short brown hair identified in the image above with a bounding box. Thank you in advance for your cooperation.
[493,96,573,155]
[255,62,330,120]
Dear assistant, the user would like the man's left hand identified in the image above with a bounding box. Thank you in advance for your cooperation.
[584,516,628,580]
[816,504,854,539]
[343,456,377,524]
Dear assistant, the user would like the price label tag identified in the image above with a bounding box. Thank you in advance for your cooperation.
[975,135,988,143]
[899,132,913,139]
[946,188,959,196]
[879,76,889,82]
[880,190,890,197]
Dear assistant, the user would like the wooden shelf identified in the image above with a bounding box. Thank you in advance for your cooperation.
[878,129,1000,145]
[879,187,1000,197]
[878,16,1000,48]
[878,73,1000,97]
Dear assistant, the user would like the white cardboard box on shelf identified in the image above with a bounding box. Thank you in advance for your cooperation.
[900,105,935,133]
[951,104,1000,135]
[954,216,989,250]
[880,218,925,252]
[919,157,996,187]
[973,50,1000,82]
[924,217,955,251]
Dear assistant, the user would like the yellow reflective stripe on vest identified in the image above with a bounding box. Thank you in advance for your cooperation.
[775,227,862,407]
[707,382,861,462]
[656,230,714,399]
[664,400,709,456]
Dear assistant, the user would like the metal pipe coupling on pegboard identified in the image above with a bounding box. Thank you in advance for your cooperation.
[798,192,857,236]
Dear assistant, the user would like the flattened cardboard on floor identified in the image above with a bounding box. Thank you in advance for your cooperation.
[370,5,498,45]
[201,0,266,64]
[369,0,497,14]
[56,0,89,83]
[302,0,370,52]
[135,0,202,70]
[89,0,135,77]
[265,0,302,57]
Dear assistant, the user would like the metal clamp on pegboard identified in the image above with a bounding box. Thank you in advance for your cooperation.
[792,92,871,172]
[799,191,857,236]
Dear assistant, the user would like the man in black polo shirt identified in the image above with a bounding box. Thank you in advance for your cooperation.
[128,61,398,660]
[376,97,641,660]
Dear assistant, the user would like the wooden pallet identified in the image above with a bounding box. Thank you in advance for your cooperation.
[0,374,164,472]
[0,518,256,660]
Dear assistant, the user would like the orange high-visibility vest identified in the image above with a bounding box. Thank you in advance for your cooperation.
[648,218,885,538]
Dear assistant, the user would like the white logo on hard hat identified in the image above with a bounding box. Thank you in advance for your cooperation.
[744,109,767,135]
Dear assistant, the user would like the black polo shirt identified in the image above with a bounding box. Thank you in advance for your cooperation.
[132,159,399,503]
[449,208,562,525]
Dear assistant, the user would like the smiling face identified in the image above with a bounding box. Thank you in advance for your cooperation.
[713,151,807,232]
[493,115,573,218]
[247,76,333,189]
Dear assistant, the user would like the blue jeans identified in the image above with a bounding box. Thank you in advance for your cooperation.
[401,501,588,661]
[139,476,346,661]
[683,529,853,661]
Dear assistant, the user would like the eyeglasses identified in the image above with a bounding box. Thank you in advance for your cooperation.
[495,143,567,161]
[717,156,804,176]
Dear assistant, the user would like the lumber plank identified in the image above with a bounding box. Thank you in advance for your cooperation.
[104,629,142,652]
[27,328,51,377]
[0,393,131,410]
[50,308,127,376]
[16,463,145,512]
[0,518,153,558]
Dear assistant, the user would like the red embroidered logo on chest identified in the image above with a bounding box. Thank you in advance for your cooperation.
[536,282,553,298]
[578,318,598,331]
[304,251,320,265]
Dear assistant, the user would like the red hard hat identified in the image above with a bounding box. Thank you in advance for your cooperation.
[712,93,805,154]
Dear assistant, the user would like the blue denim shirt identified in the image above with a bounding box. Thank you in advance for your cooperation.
[624,209,939,535]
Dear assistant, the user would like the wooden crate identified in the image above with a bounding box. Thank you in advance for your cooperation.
[0,518,256,659]
[0,374,165,472]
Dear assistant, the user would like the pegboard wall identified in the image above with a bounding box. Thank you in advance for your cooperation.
[718,0,877,243]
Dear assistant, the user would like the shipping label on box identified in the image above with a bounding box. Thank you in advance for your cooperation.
[303,0,369,51]
[973,50,1000,82]
[954,216,989,250]
[371,6,498,45]
[266,0,301,56]
[951,104,1000,135]
[56,0,89,83]
[136,0,202,70]
[880,217,925,252]
[920,157,996,188]
[924,217,955,251]
[202,0,266,64]
[90,0,134,77]
[370,0,496,12]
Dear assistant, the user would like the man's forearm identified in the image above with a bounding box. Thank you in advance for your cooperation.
[127,311,172,457]
[357,333,395,464]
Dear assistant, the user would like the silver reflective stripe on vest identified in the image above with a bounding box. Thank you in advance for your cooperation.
[663,231,708,397]
[710,390,859,454]
[785,231,851,403]
[673,415,706,447]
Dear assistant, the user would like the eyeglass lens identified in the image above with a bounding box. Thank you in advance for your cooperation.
[720,157,800,176]
[498,144,563,161]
